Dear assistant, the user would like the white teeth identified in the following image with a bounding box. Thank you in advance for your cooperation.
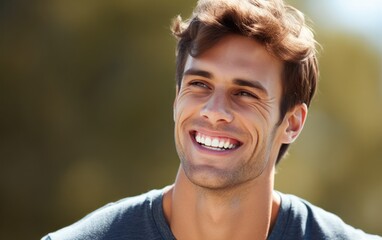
[211,138,219,147]
[205,137,212,146]
[194,132,237,150]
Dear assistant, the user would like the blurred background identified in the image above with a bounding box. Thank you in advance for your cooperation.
[0,0,381,238]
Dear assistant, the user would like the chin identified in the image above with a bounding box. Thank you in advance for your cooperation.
[181,161,246,190]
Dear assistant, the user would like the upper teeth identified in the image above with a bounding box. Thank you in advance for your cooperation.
[195,132,236,150]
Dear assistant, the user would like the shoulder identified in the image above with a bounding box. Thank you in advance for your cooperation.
[269,192,382,240]
[42,189,165,240]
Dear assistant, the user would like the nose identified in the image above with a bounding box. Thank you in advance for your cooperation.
[200,90,234,124]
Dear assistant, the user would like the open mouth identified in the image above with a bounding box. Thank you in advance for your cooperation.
[191,131,242,151]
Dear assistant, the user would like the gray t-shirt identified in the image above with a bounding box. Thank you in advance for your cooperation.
[42,188,381,240]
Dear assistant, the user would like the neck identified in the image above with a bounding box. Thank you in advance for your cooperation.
[163,166,280,240]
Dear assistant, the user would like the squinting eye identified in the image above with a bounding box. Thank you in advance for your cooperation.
[190,81,208,89]
[236,91,258,99]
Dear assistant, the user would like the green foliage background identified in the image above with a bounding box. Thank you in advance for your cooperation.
[0,0,381,239]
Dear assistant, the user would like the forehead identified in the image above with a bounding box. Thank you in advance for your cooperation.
[183,34,283,93]
[185,35,282,78]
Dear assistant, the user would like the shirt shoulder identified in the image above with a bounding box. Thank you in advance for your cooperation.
[269,192,382,240]
[42,188,173,240]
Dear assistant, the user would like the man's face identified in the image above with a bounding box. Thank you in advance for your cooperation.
[173,34,288,189]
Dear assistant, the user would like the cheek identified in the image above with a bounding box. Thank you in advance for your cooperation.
[174,103,191,135]
[235,107,275,144]
[174,100,186,123]
[236,106,268,129]
[242,102,280,128]
[174,95,201,122]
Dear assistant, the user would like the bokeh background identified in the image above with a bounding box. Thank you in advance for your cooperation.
[1,0,381,239]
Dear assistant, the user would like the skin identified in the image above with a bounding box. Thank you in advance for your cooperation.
[163,34,307,240]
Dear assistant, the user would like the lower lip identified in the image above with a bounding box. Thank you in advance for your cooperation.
[190,133,239,156]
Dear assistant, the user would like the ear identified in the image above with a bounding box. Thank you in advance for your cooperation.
[281,103,308,144]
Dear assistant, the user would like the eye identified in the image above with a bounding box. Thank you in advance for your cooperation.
[235,90,259,99]
[189,81,209,89]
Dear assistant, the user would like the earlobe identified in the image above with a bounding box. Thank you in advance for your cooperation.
[283,103,308,144]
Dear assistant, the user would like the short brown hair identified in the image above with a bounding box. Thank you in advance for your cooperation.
[171,0,319,164]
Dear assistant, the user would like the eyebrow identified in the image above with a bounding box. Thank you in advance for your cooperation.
[183,69,212,79]
[183,68,268,95]
[233,79,268,95]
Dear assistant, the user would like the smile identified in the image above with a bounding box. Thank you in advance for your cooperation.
[193,131,241,151]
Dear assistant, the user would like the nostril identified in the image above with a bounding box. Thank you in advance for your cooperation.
[200,106,233,123]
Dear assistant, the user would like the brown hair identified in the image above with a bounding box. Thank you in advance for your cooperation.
[171,0,319,164]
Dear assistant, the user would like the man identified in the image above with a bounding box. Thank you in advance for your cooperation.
[42,0,381,239]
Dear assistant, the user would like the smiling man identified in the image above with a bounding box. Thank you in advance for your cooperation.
[42,0,381,239]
